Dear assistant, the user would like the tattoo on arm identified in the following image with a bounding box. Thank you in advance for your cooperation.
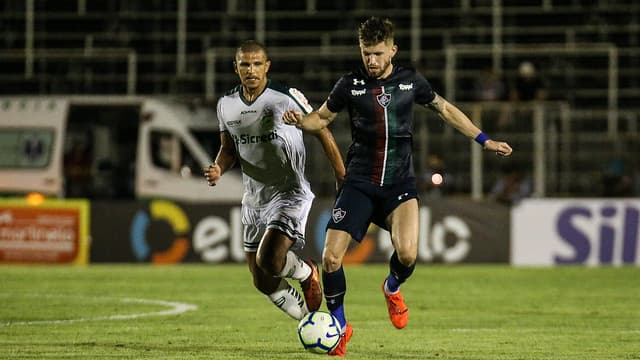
[426,93,446,113]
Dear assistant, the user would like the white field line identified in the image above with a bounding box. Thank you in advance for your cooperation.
[0,296,197,327]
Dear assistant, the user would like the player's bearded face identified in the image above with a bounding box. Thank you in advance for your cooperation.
[234,50,271,91]
[359,40,397,79]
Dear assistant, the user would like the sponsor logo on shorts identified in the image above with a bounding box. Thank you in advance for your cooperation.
[397,192,409,201]
[332,208,346,223]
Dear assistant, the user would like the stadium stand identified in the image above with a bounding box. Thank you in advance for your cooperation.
[0,0,638,197]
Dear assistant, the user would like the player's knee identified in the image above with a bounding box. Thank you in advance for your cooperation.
[397,249,417,266]
[322,251,343,273]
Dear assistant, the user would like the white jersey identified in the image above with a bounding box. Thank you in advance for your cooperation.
[217,81,315,208]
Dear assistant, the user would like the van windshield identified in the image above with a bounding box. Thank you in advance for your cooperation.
[0,129,54,168]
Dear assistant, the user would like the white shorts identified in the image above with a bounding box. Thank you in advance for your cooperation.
[242,193,313,252]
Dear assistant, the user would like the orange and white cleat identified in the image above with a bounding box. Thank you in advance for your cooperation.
[328,322,352,357]
[301,259,322,312]
[382,280,408,329]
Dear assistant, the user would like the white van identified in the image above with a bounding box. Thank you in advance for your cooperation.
[0,96,243,202]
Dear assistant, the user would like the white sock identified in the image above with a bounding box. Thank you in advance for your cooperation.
[267,279,309,320]
[279,251,312,281]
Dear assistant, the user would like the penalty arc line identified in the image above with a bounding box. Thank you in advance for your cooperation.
[0,297,198,327]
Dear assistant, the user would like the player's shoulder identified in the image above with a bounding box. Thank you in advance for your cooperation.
[265,80,305,101]
[265,80,294,96]
[393,64,421,78]
[334,69,366,87]
[392,64,432,88]
[341,69,362,80]
[267,80,312,111]
[221,84,242,98]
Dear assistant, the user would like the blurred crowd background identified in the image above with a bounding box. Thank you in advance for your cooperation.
[1,0,639,201]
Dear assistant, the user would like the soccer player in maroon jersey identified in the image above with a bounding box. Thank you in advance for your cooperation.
[284,17,512,356]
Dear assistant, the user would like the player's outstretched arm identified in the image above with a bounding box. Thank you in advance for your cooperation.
[283,101,338,131]
[425,93,513,157]
[204,131,237,186]
[311,127,346,190]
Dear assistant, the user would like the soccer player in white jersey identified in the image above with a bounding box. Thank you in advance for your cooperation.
[204,40,345,321]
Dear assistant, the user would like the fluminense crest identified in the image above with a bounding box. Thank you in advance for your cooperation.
[377,92,391,107]
[332,208,346,223]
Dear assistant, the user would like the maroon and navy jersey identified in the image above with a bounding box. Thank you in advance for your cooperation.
[326,65,436,186]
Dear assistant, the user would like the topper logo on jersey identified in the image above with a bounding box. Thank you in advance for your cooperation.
[399,83,414,91]
[377,92,391,107]
[239,110,257,122]
[351,89,366,96]
[353,79,365,85]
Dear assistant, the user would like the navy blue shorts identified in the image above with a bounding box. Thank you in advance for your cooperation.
[326,178,418,242]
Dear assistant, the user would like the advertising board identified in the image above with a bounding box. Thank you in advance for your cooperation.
[0,198,89,264]
[512,199,639,266]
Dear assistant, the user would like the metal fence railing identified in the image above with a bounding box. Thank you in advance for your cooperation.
[303,101,639,199]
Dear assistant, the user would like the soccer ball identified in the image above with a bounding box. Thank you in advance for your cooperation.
[297,311,342,354]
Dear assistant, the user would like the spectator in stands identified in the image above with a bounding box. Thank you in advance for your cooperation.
[498,61,547,130]
[474,68,506,102]
[510,61,547,102]
[489,161,532,205]
[283,16,513,356]
[204,40,345,330]
[474,68,510,131]
[602,157,634,197]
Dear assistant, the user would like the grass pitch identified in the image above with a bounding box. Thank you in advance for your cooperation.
[1,264,639,359]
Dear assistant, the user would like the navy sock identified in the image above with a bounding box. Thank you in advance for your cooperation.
[385,273,401,293]
[331,305,346,331]
[323,266,347,329]
[386,251,415,293]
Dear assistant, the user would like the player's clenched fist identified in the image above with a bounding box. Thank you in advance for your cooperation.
[484,140,513,157]
[282,110,303,126]
[203,163,222,186]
